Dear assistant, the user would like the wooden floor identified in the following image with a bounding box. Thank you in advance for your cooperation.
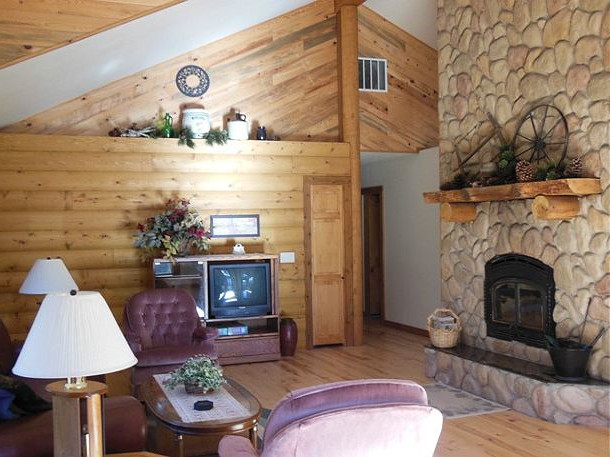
[109,321,610,457]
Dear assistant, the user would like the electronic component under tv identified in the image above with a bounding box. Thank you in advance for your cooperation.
[208,262,271,318]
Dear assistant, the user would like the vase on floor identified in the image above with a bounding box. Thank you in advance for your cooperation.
[280,318,297,356]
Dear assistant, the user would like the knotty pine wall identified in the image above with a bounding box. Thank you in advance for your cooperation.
[358,7,439,153]
[2,1,439,154]
[0,133,350,343]
[2,0,340,142]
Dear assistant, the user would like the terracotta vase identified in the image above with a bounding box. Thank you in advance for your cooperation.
[280,318,297,356]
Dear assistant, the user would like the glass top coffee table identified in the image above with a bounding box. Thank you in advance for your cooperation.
[141,376,261,457]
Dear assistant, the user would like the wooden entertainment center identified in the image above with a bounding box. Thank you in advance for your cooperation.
[153,254,280,365]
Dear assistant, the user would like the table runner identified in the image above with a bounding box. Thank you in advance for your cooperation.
[153,374,250,423]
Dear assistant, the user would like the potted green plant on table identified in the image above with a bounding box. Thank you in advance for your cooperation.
[163,356,225,394]
[134,198,210,261]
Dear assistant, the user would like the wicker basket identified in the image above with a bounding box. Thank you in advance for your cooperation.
[427,308,461,348]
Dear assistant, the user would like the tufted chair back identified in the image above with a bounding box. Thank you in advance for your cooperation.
[218,379,443,457]
[123,288,201,349]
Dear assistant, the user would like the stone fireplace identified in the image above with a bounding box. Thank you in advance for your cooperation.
[426,0,610,426]
[485,254,556,348]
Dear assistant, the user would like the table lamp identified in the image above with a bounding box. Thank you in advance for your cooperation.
[19,257,78,294]
[12,291,137,457]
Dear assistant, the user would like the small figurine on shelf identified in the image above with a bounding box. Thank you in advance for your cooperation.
[256,126,267,140]
[160,113,174,138]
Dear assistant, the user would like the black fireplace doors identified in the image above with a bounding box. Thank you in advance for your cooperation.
[484,254,556,348]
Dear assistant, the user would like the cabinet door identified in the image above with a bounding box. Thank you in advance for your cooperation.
[308,183,346,346]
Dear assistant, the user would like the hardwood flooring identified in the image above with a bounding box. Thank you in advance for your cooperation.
[108,321,609,456]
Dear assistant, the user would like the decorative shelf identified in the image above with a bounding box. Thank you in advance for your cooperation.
[423,178,601,222]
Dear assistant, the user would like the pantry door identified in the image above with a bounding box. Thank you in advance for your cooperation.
[305,177,351,347]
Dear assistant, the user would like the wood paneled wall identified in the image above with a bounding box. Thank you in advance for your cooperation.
[0,133,350,344]
[2,1,439,154]
[1,0,339,143]
[0,0,183,69]
[358,7,439,153]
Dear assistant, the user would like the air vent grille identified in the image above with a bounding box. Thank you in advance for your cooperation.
[358,57,388,92]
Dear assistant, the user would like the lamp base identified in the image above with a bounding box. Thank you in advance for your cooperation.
[65,376,88,390]
[46,380,108,457]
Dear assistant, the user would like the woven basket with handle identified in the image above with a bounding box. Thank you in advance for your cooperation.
[426,308,461,348]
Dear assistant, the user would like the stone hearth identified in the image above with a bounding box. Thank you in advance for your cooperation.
[425,345,610,426]
[437,0,610,382]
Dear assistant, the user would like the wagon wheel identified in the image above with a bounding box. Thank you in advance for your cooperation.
[512,104,568,166]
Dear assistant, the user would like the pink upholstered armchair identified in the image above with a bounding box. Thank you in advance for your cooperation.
[123,288,218,393]
[218,379,443,457]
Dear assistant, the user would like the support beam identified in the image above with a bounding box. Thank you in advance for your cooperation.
[440,202,477,222]
[336,3,363,345]
[532,196,580,220]
[334,0,366,13]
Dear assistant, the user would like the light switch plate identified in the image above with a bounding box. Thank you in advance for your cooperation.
[279,251,296,263]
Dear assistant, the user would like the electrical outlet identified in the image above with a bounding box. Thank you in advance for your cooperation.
[279,252,296,263]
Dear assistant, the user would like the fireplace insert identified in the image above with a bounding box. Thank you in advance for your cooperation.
[484,254,555,348]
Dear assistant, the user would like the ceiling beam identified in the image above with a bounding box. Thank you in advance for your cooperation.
[334,0,366,13]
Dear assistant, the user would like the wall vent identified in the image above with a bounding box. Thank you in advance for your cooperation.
[358,57,388,92]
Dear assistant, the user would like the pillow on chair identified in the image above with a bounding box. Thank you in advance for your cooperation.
[0,375,51,416]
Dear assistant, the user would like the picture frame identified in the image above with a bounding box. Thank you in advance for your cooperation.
[210,214,260,238]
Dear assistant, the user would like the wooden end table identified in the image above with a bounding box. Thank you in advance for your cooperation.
[141,377,261,457]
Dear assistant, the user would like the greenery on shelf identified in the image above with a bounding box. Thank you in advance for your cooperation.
[134,198,210,261]
[205,128,229,146]
[163,356,225,393]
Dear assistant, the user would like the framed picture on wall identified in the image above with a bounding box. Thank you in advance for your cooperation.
[210,214,260,238]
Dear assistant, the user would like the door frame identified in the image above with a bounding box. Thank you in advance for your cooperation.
[304,176,353,349]
[361,186,385,320]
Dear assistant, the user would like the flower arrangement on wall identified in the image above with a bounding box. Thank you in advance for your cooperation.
[134,198,210,260]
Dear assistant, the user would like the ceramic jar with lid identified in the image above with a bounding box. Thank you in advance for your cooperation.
[182,109,211,138]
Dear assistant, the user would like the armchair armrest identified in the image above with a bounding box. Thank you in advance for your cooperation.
[218,435,259,457]
[123,329,143,353]
[193,326,219,341]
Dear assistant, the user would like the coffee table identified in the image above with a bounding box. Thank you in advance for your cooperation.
[141,377,261,457]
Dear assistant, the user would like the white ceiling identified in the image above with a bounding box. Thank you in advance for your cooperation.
[366,0,438,49]
[0,0,437,127]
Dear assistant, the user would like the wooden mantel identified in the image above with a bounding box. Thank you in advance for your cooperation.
[423,178,602,222]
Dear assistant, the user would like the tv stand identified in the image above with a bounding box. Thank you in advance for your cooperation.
[153,253,280,365]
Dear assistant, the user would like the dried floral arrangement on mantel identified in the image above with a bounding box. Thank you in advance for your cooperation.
[441,104,586,191]
[426,103,601,222]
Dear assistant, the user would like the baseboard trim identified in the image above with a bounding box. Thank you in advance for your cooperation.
[383,320,428,337]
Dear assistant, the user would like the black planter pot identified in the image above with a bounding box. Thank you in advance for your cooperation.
[548,344,591,382]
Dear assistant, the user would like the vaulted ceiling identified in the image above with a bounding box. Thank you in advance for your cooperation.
[0,0,184,69]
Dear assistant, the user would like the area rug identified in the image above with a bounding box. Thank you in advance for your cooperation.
[423,383,509,419]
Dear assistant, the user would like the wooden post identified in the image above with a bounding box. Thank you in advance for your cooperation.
[336,0,364,345]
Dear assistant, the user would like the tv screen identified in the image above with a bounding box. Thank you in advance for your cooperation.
[209,262,271,318]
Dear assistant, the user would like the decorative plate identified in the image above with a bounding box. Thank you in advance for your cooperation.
[175,65,210,97]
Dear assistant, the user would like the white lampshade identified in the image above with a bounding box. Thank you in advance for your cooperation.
[13,291,137,379]
[19,258,78,294]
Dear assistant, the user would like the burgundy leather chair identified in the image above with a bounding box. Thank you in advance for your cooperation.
[123,288,218,393]
[0,318,146,457]
[218,379,443,457]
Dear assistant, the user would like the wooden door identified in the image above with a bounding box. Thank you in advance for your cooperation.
[362,187,384,318]
[305,179,350,347]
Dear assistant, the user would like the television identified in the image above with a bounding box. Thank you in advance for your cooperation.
[208,262,271,318]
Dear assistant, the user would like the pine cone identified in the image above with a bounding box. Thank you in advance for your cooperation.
[515,160,535,182]
[566,157,582,177]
